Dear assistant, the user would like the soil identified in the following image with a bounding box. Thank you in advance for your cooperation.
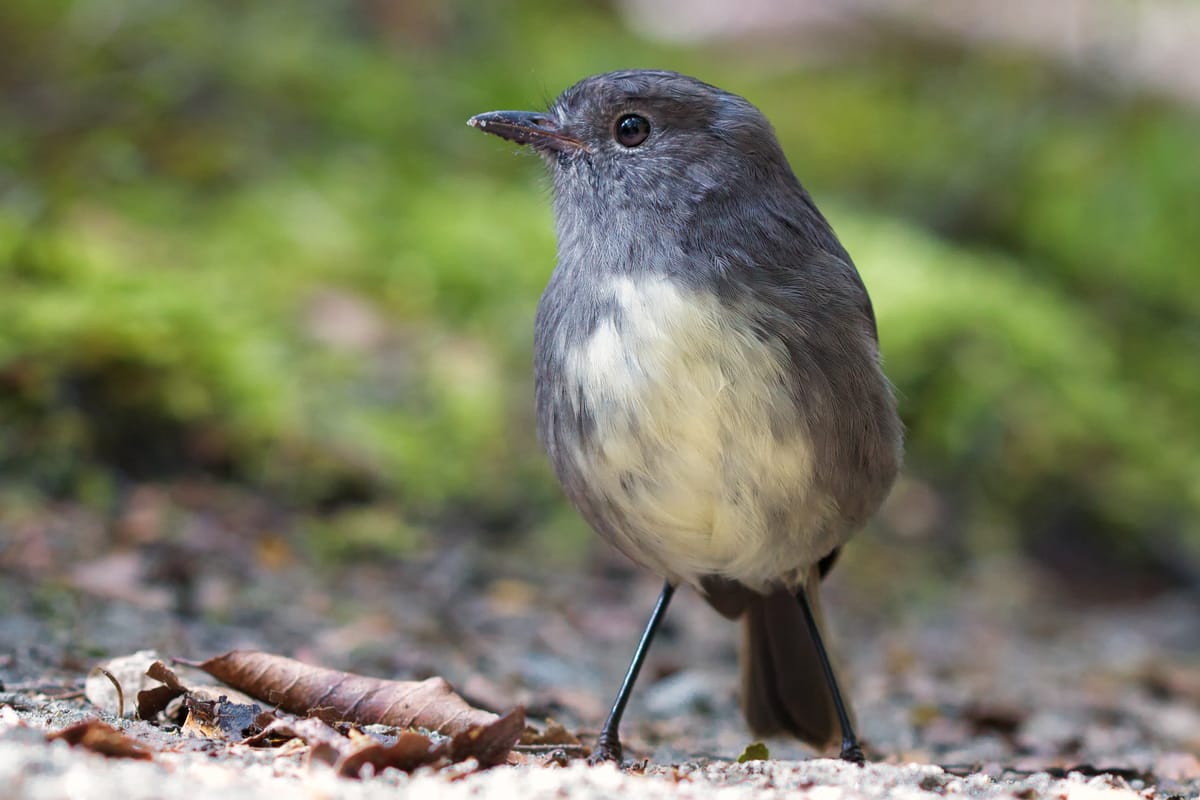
[1,492,1197,798]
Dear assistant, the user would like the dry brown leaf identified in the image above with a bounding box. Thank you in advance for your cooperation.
[136,660,190,720]
[47,719,154,760]
[242,708,524,777]
[244,715,354,764]
[338,708,524,776]
[335,730,446,776]
[444,708,526,768]
[190,651,515,736]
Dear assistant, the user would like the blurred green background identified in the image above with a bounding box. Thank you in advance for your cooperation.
[2,0,1198,598]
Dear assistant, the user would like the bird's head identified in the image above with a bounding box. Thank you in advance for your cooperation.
[469,70,794,225]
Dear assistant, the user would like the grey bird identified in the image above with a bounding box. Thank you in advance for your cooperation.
[469,70,902,764]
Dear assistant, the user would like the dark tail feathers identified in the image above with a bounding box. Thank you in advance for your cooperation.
[739,573,851,751]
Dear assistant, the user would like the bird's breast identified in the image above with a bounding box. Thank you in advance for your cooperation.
[541,273,838,590]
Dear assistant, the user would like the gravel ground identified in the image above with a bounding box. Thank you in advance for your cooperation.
[1,515,1198,798]
[0,727,1162,800]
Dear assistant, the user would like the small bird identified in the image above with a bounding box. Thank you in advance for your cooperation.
[469,70,902,764]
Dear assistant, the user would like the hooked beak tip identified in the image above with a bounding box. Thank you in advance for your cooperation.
[467,110,586,154]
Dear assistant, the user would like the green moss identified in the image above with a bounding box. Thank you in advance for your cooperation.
[0,0,1195,563]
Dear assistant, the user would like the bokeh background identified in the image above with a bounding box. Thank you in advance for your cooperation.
[3,0,1199,610]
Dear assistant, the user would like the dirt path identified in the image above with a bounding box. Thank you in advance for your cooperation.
[1,529,1197,798]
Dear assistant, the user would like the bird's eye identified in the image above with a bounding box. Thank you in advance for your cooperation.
[614,114,651,147]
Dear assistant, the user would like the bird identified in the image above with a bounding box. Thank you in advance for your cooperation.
[468,70,902,765]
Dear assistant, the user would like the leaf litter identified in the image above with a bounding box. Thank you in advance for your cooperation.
[47,650,530,778]
[3,523,1198,797]
[187,650,508,734]
[47,719,153,761]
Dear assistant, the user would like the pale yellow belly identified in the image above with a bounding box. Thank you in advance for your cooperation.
[561,275,838,590]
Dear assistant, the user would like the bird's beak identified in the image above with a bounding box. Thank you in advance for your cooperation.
[467,110,587,154]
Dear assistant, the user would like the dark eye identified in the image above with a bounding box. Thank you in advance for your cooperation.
[614,114,650,147]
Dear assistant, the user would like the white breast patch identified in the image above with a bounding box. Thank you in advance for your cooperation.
[561,275,834,590]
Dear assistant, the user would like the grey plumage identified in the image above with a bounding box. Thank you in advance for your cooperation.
[470,70,902,754]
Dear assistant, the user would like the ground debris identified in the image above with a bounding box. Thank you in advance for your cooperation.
[46,719,153,761]
[187,650,523,737]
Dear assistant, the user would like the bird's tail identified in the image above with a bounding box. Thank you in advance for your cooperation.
[738,568,851,751]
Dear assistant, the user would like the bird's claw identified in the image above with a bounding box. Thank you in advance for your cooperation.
[588,736,623,766]
[839,741,866,765]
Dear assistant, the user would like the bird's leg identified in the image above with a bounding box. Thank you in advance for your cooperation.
[796,585,865,765]
[590,580,676,765]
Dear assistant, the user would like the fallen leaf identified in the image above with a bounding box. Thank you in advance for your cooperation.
[243,708,524,777]
[244,715,354,764]
[334,730,446,776]
[445,708,526,768]
[189,651,516,736]
[136,660,190,720]
[47,719,154,760]
[737,741,770,763]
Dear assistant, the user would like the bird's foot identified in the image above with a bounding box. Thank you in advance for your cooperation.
[588,734,623,766]
[838,740,866,766]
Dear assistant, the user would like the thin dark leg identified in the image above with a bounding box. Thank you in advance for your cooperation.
[590,581,676,764]
[796,585,865,765]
